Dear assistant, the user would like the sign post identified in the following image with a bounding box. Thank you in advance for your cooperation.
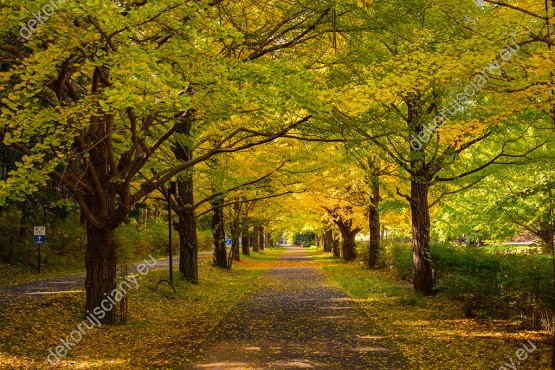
[33,226,46,273]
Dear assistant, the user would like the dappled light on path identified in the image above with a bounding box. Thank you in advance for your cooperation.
[187,246,407,369]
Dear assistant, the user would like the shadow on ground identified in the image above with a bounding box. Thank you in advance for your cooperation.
[186,246,408,370]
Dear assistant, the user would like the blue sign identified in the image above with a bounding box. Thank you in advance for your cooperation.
[34,235,46,244]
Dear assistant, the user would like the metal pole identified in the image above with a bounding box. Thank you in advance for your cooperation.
[38,244,41,273]
[155,181,177,294]
[168,190,173,284]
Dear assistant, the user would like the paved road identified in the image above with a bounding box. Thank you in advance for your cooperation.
[187,246,407,369]
[0,252,212,307]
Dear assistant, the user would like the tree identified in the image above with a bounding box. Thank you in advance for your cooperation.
[0,0,324,323]
[168,0,336,279]
[326,0,545,294]
[324,203,363,260]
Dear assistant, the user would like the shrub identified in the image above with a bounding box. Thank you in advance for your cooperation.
[385,241,555,328]
[197,229,212,251]
[115,222,171,263]
[383,241,413,280]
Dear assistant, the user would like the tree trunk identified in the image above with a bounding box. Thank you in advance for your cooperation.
[537,222,554,253]
[258,226,265,251]
[178,218,198,283]
[332,234,341,257]
[212,198,227,268]
[365,157,382,268]
[174,115,199,282]
[368,198,381,269]
[323,229,333,252]
[341,232,357,261]
[410,180,434,295]
[241,228,250,256]
[252,225,260,252]
[264,231,270,249]
[85,225,117,325]
[232,232,240,262]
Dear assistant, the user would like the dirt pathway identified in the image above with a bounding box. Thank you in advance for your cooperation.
[186,246,407,369]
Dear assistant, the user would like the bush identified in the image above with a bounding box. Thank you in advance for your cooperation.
[0,208,85,270]
[115,222,172,263]
[197,229,212,251]
[385,241,555,328]
[383,241,413,280]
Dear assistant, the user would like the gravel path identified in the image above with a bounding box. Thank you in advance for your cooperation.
[0,252,212,307]
[186,246,408,369]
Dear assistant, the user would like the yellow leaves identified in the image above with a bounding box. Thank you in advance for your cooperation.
[315,255,552,370]
[333,88,370,115]
[0,258,269,368]
[356,0,373,7]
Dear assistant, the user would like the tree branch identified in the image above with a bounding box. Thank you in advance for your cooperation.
[481,0,547,19]
[435,142,545,182]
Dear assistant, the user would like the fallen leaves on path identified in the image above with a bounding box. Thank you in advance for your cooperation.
[313,251,551,370]
[0,258,267,369]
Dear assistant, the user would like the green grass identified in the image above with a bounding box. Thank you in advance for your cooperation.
[0,261,85,289]
[478,244,544,254]
[306,247,551,369]
[322,264,405,298]
[241,247,284,262]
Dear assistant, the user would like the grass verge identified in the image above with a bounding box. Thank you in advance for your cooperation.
[0,255,270,369]
[308,249,552,370]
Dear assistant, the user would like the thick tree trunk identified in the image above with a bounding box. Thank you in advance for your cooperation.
[177,171,199,283]
[177,208,198,283]
[258,226,265,251]
[332,234,341,257]
[264,231,270,249]
[341,232,357,261]
[173,115,199,282]
[212,199,227,268]
[241,228,250,256]
[85,225,117,325]
[82,136,125,326]
[368,194,381,269]
[231,231,240,262]
[323,229,333,252]
[410,180,434,295]
[252,225,260,252]
[178,220,198,283]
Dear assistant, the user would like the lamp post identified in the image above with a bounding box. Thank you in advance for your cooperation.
[156,178,177,293]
